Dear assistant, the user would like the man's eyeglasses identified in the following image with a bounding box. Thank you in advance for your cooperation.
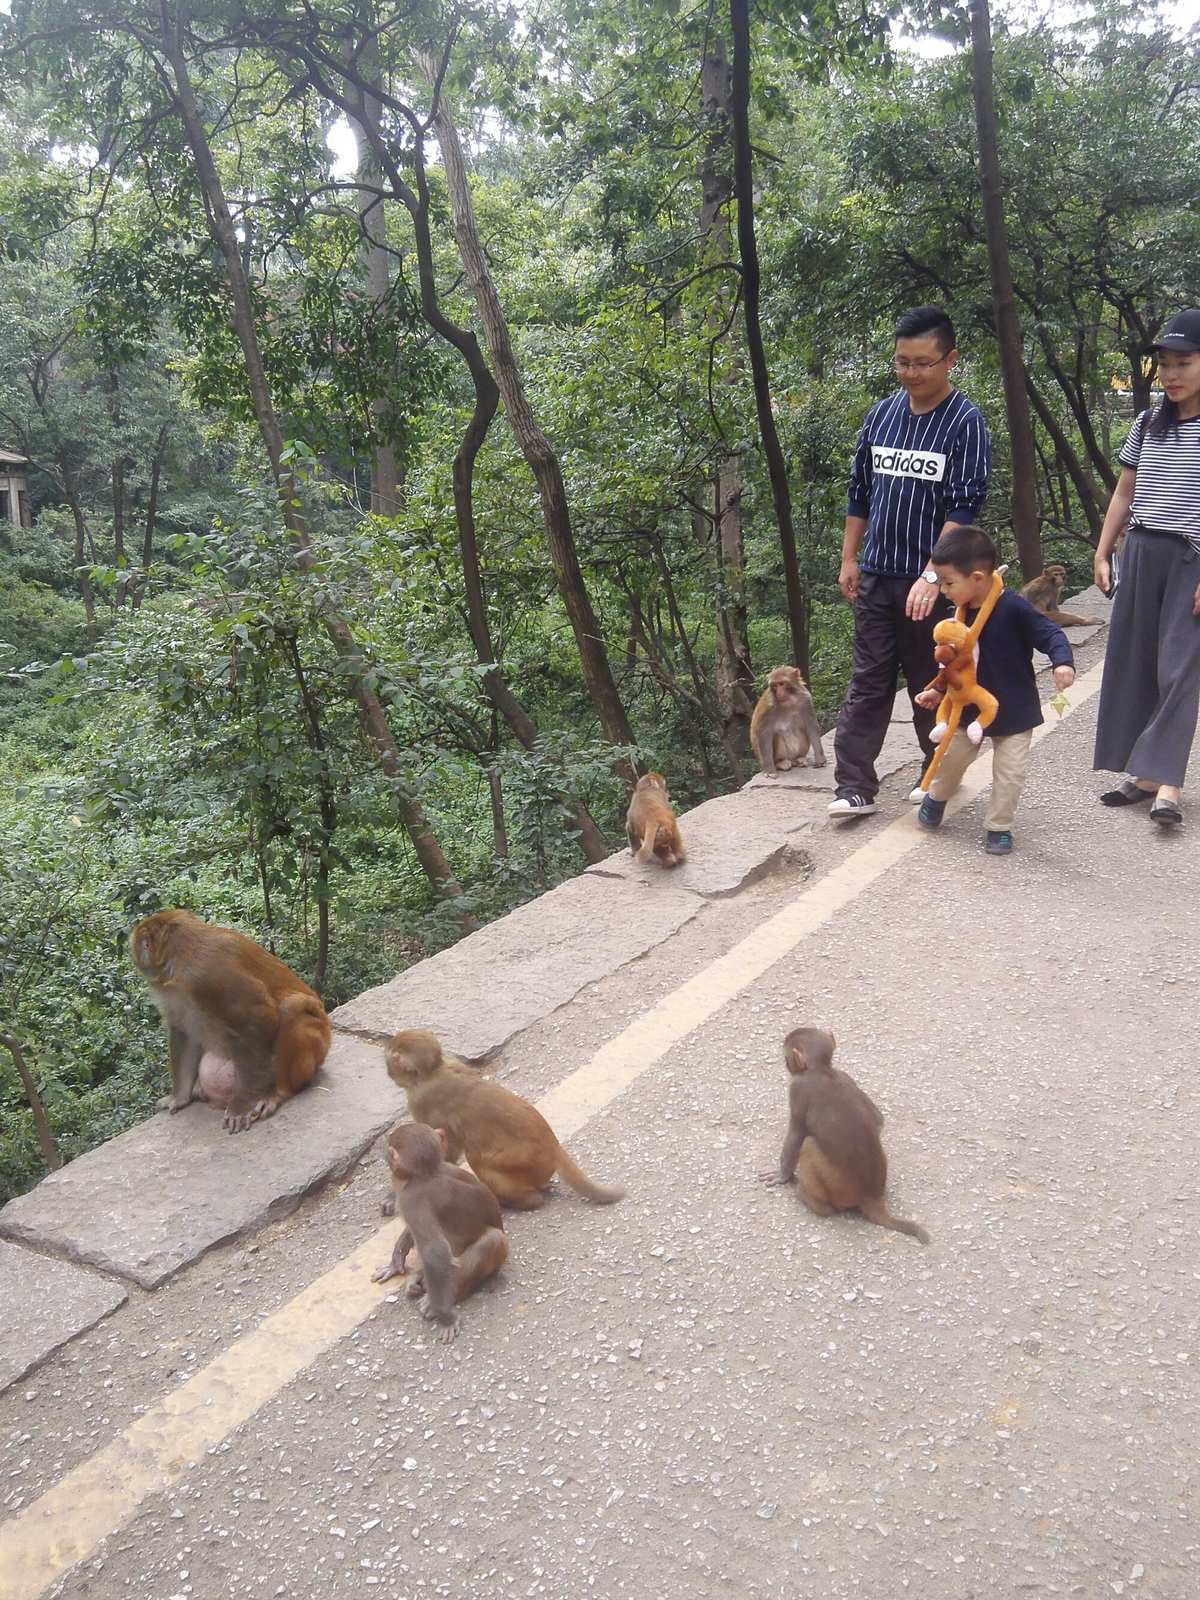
[893,355,949,373]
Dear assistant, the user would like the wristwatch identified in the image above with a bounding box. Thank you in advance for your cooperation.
[920,569,939,585]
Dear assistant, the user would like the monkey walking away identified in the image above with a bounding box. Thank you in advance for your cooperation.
[761,1027,929,1245]
[129,908,331,1133]
[750,667,826,775]
[384,1028,625,1209]
[1019,564,1100,628]
[625,773,686,867]
[374,1123,508,1343]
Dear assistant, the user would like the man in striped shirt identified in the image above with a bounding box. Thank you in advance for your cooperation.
[828,305,993,818]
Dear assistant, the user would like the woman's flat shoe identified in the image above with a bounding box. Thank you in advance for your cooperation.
[1100,782,1155,807]
[1150,801,1183,826]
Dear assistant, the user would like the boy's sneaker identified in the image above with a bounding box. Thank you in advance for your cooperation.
[985,830,1013,855]
[827,794,877,818]
[917,795,946,830]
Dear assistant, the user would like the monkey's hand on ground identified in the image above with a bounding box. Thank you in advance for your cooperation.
[371,1262,404,1284]
[759,1169,793,1187]
[158,1093,192,1114]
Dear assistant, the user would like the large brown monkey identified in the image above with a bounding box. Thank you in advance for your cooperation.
[384,1028,625,1210]
[1020,564,1100,627]
[750,667,826,776]
[625,773,686,868]
[129,909,331,1133]
[372,1123,508,1343]
[760,1027,929,1244]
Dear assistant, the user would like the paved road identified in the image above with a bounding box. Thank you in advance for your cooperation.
[2,639,1197,1600]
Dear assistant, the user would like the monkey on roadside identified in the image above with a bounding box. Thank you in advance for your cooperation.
[1019,564,1100,628]
[373,1123,508,1343]
[750,666,826,776]
[625,773,686,868]
[129,908,331,1134]
[384,1028,625,1210]
[760,1027,929,1244]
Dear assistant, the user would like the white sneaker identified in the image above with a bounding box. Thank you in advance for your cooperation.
[908,785,926,803]
[827,794,877,817]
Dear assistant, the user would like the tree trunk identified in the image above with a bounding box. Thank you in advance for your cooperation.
[969,0,1042,580]
[1024,374,1103,536]
[131,421,169,609]
[108,367,131,603]
[160,17,466,910]
[60,457,96,640]
[1035,329,1117,491]
[427,83,636,774]
[349,54,401,518]
[0,1033,62,1172]
[728,0,809,678]
[700,36,754,760]
[337,82,609,864]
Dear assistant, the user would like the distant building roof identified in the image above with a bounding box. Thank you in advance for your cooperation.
[0,449,29,466]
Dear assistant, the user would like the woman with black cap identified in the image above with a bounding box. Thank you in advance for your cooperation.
[1093,309,1200,827]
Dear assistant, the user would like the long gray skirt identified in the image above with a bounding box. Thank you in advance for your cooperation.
[1093,527,1200,787]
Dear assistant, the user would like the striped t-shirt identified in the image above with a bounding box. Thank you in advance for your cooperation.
[1119,408,1200,552]
[847,389,992,577]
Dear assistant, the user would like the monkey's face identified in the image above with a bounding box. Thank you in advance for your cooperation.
[768,668,803,706]
[387,1125,441,1180]
[385,1030,440,1086]
[128,913,174,979]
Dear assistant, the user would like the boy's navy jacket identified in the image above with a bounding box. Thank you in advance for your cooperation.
[951,590,1073,738]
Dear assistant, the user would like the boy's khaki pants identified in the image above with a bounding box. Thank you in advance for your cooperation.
[927,727,1033,831]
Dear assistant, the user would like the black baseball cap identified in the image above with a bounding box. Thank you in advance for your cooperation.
[1150,310,1200,354]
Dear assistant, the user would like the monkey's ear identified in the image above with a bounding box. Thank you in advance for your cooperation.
[786,1046,808,1074]
[433,1127,449,1154]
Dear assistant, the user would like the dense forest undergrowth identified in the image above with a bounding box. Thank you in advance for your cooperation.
[0,0,1195,1201]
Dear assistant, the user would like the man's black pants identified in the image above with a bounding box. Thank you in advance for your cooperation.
[833,573,952,803]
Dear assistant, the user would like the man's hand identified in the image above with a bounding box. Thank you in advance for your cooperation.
[838,559,860,603]
[905,574,938,620]
[914,688,940,709]
[1053,665,1075,691]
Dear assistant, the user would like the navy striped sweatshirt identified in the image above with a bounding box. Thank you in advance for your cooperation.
[847,389,992,577]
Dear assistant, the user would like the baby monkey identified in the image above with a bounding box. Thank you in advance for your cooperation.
[760,1027,929,1245]
[373,1122,508,1343]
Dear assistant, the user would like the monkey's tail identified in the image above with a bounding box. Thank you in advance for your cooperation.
[555,1147,626,1204]
[1044,609,1101,628]
[861,1198,929,1245]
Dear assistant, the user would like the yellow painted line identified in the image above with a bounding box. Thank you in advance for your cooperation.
[0,661,1104,1600]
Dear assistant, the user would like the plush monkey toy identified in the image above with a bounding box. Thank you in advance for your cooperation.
[918,569,1005,793]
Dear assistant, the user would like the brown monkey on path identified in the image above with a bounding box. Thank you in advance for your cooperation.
[1019,565,1100,628]
[760,1027,929,1244]
[750,667,826,776]
[384,1028,625,1210]
[129,909,331,1133]
[373,1123,508,1343]
[625,773,686,867]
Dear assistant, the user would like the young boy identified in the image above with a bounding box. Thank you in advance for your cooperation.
[914,526,1075,854]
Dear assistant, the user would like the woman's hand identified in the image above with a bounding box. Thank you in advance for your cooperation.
[1094,553,1112,595]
